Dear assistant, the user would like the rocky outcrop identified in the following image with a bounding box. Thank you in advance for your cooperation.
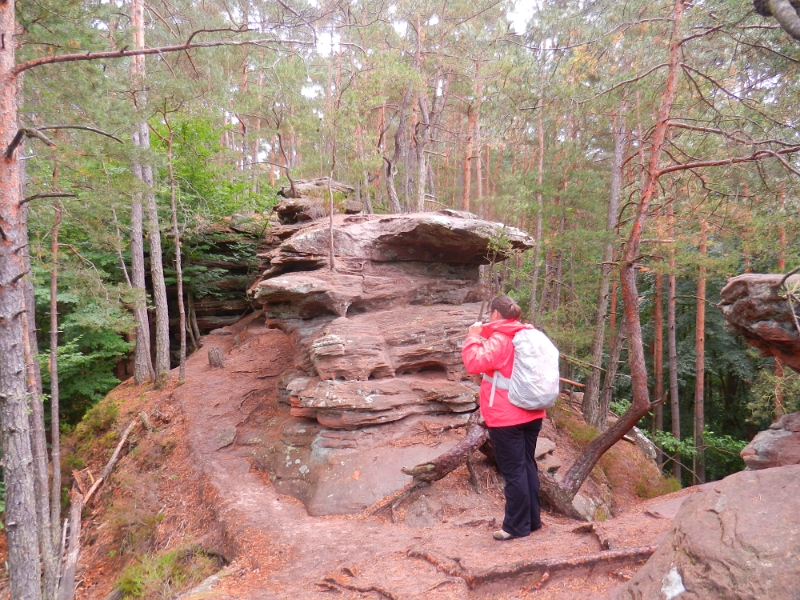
[740,411,800,469]
[251,211,533,431]
[240,209,534,514]
[719,272,800,372]
[612,464,800,600]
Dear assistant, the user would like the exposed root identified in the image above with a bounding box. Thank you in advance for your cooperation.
[317,576,399,599]
[409,545,657,589]
[572,522,617,550]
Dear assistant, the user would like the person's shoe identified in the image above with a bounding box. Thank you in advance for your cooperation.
[493,529,515,541]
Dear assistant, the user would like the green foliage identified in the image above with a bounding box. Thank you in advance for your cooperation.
[749,365,800,425]
[117,546,217,599]
[74,401,119,442]
[634,474,682,499]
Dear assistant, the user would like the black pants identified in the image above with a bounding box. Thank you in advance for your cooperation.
[489,418,543,538]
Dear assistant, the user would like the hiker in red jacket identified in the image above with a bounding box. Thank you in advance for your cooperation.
[462,295,546,540]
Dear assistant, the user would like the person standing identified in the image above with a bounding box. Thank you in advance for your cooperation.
[462,295,546,540]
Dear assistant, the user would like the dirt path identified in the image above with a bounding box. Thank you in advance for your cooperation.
[173,325,696,600]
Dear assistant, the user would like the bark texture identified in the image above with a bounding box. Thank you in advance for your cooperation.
[0,3,43,594]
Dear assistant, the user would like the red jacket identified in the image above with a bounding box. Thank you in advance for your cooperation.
[462,319,547,428]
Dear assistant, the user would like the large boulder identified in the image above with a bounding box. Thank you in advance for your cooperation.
[612,465,800,600]
[719,273,800,372]
[740,411,800,469]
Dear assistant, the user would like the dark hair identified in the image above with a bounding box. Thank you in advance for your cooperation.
[489,295,521,320]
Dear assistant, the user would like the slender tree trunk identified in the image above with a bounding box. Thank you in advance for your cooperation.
[49,202,63,546]
[166,134,187,381]
[583,114,625,426]
[694,217,707,484]
[653,272,664,467]
[0,2,44,593]
[667,201,681,481]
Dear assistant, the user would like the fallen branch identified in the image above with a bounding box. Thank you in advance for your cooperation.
[83,419,139,505]
[57,488,84,600]
[410,546,657,589]
[366,411,487,518]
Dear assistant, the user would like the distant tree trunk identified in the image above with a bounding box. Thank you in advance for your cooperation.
[694,217,707,484]
[598,322,627,431]
[653,272,665,417]
[384,87,412,214]
[653,272,664,467]
[529,96,545,320]
[583,114,625,426]
[667,201,681,481]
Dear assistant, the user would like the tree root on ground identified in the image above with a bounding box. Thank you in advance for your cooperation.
[316,576,398,599]
[408,545,657,589]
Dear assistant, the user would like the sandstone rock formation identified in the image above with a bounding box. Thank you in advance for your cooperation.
[719,272,800,372]
[242,210,534,514]
[740,411,800,469]
[250,211,533,430]
[612,464,800,600]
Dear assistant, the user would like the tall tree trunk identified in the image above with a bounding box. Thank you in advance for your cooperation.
[694,217,707,484]
[583,114,625,426]
[667,201,681,480]
[560,0,685,498]
[130,0,154,384]
[131,0,169,382]
[0,1,44,592]
[529,96,545,320]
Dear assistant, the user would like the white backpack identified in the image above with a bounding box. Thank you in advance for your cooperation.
[485,329,560,411]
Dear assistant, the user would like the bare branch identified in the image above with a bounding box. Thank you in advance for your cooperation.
[657,145,800,176]
[5,127,57,158]
[20,192,77,206]
[37,125,123,144]
[577,64,669,105]
[14,34,315,75]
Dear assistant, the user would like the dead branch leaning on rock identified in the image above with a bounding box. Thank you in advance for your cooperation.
[365,411,488,518]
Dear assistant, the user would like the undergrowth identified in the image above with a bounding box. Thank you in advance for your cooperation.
[117,546,218,599]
